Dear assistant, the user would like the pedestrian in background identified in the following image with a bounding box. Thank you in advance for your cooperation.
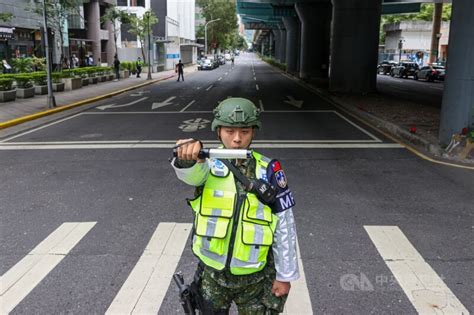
[136,57,142,78]
[113,55,120,81]
[176,59,184,82]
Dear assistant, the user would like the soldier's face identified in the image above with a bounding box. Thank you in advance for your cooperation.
[219,127,254,149]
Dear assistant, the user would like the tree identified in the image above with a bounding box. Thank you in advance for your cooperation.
[380,4,452,43]
[197,0,238,52]
[0,13,13,22]
[31,0,82,70]
[101,7,131,55]
[128,10,158,64]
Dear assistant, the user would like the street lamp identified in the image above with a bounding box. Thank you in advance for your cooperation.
[204,18,220,55]
[41,0,56,108]
[398,38,404,62]
[146,11,152,80]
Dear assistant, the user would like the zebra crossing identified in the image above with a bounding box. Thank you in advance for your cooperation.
[1,222,470,314]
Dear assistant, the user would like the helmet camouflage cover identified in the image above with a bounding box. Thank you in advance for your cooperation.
[211,98,261,131]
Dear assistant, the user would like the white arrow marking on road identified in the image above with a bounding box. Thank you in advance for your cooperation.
[97,97,148,110]
[284,96,304,109]
[130,90,150,96]
[151,96,176,110]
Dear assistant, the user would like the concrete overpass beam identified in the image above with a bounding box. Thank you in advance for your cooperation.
[295,1,332,80]
[282,16,299,74]
[329,0,382,93]
[279,27,287,64]
[274,30,282,62]
[439,0,474,145]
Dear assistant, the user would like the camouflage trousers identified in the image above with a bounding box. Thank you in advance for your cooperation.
[198,263,287,315]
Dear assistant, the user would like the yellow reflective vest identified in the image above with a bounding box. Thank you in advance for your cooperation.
[188,151,278,275]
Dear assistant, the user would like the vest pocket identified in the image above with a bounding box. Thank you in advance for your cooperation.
[200,188,235,218]
[233,221,272,263]
[195,214,230,256]
[242,194,273,224]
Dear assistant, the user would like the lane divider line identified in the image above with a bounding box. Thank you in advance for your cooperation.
[105,222,192,315]
[364,226,470,314]
[256,84,259,91]
[0,222,96,314]
[180,100,196,112]
[206,85,213,91]
[259,100,264,112]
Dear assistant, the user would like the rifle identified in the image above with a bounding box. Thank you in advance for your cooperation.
[173,272,196,315]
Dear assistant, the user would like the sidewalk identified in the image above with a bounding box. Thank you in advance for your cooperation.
[0,68,179,126]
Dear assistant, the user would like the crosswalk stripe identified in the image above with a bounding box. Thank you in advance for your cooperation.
[364,226,470,315]
[0,222,96,314]
[105,222,192,315]
[283,237,313,314]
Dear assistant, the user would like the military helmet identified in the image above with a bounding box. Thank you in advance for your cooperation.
[211,98,261,131]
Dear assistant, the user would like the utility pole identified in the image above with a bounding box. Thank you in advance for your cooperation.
[146,11,152,80]
[429,3,443,64]
[41,0,56,108]
[204,18,220,55]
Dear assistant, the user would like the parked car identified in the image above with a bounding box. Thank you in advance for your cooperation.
[414,65,445,82]
[377,61,397,75]
[200,59,215,70]
[217,55,226,65]
[390,62,419,78]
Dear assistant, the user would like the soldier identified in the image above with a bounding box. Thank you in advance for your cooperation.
[171,98,299,314]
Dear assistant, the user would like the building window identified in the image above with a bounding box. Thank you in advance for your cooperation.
[117,0,127,6]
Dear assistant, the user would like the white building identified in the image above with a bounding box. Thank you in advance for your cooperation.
[117,0,197,70]
[382,21,450,64]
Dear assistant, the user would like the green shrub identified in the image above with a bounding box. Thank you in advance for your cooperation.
[86,67,97,77]
[131,62,137,73]
[0,77,14,90]
[31,56,46,71]
[31,72,47,86]
[61,69,81,78]
[14,75,33,88]
[11,58,33,73]
[52,72,62,83]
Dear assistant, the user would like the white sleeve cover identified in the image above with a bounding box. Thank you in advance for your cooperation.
[272,208,300,282]
[171,158,210,186]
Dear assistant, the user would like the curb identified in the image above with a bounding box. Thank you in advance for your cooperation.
[0,74,175,130]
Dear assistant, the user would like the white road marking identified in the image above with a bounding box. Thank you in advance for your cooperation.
[364,226,470,315]
[256,84,259,91]
[225,72,228,76]
[206,84,213,91]
[97,97,148,110]
[332,111,382,142]
[105,222,192,315]
[151,96,176,110]
[0,143,403,150]
[0,222,96,314]
[218,77,222,81]
[283,237,312,314]
[196,87,201,90]
[254,77,257,81]
[0,113,82,143]
[180,100,196,112]
[259,100,264,112]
